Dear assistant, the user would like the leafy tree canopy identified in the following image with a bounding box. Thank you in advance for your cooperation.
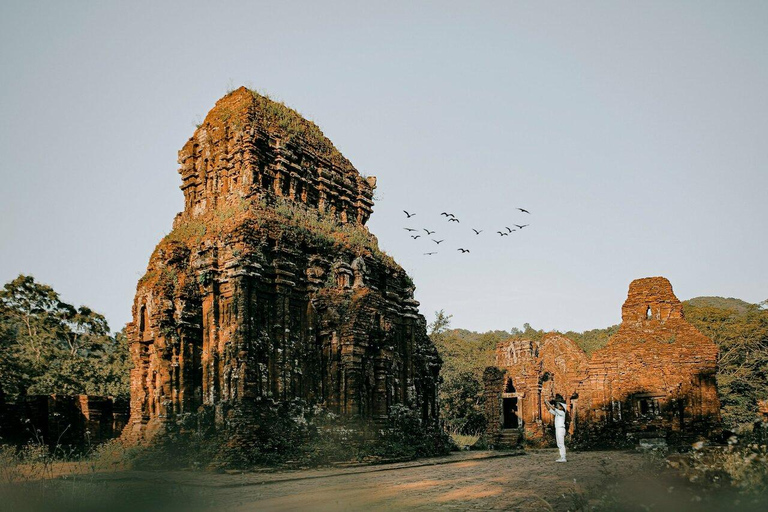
[683,297,768,430]
[0,274,131,400]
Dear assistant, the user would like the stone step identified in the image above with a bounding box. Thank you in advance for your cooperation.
[497,430,522,447]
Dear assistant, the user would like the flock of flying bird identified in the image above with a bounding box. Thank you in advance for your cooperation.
[401,208,531,255]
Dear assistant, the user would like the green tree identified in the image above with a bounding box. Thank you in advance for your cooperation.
[428,309,453,338]
[683,298,768,430]
[430,311,510,434]
[564,325,619,355]
[0,274,132,400]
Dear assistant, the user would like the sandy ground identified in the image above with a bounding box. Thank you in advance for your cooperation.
[208,449,632,511]
[1,449,649,512]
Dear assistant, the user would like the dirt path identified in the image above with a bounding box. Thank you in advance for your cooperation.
[1,449,647,511]
[210,449,636,511]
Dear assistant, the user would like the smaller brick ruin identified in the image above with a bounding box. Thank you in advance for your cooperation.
[484,277,721,447]
[0,395,128,449]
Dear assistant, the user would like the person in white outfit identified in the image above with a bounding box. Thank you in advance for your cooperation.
[545,398,567,462]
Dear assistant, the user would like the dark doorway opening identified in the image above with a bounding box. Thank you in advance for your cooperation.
[503,397,519,428]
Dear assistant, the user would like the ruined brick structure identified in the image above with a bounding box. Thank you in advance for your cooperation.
[0,395,128,448]
[124,87,440,444]
[485,333,588,447]
[485,277,721,447]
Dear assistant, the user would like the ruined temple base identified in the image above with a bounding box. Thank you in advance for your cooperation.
[119,400,451,469]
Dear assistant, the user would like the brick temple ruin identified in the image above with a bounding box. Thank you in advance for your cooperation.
[0,395,128,448]
[123,87,441,444]
[484,277,721,447]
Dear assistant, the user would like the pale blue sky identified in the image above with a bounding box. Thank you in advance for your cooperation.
[1,1,766,333]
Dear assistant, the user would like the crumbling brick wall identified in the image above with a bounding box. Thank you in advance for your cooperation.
[578,277,720,442]
[485,277,721,446]
[0,395,125,448]
[489,334,588,441]
[482,366,505,446]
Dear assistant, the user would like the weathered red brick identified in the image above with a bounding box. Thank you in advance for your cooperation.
[485,277,720,446]
[123,88,440,445]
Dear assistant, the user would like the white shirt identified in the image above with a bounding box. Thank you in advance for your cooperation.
[547,404,566,429]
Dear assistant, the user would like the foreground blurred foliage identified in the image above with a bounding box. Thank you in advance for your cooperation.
[0,275,131,400]
[0,439,212,512]
[570,444,768,512]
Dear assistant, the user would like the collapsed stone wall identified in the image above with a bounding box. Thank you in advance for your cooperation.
[124,88,440,445]
[485,277,721,446]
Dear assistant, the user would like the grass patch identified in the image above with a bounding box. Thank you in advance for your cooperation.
[249,90,352,170]
[267,196,398,269]
[449,431,480,449]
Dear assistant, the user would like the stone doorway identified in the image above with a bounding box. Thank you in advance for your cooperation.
[503,397,519,428]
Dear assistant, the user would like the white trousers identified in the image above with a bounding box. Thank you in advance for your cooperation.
[555,427,566,460]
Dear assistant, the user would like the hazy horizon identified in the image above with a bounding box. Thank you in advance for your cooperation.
[2,1,766,334]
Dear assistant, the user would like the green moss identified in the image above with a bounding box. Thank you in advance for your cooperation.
[158,267,178,296]
[266,197,398,270]
[197,270,213,286]
[163,198,253,248]
[137,268,159,287]
[214,196,251,222]
[249,90,352,170]
[165,218,207,245]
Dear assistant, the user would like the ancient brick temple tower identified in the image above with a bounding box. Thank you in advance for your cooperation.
[124,87,440,442]
[485,277,720,446]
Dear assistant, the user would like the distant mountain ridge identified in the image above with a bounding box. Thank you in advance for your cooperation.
[684,296,754,315]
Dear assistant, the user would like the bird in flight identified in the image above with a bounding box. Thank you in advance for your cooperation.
[514,224,530,229]
[424,252,437,255]
[517,208,530,214]
[505,226,516,233]
[424,229,435,235]
[449,218,460,223]
[472,229,482,235]
[457,248,470,253]
[404,227,417,232]
[440,212,455,217]
[432,239,444,244]
[411,235,421,239]
[497,231,509,236]
[403,210,416,218]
